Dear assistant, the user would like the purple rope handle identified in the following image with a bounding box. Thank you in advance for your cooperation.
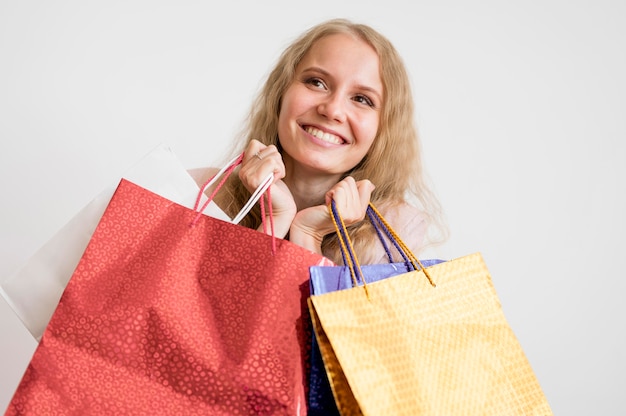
[366,206,415,271]
[330,200,365,285]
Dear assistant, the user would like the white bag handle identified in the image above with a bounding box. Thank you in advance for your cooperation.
[194,152,274,225]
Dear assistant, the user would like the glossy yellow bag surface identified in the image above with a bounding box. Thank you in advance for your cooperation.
[308,251,553,416]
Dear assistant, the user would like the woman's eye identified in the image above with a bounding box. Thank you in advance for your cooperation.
[305,77,326,89]
[354,94,375,108]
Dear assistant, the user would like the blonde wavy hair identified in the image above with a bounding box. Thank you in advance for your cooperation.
[216,18,446,263]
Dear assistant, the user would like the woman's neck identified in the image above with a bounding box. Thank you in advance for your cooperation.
[283,165,343,211]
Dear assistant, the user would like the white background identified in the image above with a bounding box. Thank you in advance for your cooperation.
[1,1,624,414]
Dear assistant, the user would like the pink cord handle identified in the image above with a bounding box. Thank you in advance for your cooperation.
[190,152,276,251]
[193,153,244,214]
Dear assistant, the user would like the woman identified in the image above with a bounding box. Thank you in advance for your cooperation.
[190,18,446,265]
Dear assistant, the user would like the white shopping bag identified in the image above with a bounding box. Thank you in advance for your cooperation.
[0,144,230,340]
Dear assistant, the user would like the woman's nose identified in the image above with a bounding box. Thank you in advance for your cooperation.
[317,94,347,123]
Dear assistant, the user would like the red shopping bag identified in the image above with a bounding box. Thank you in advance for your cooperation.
[6,169,328,415]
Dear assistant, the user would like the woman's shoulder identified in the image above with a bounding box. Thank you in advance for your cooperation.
[376,201,428,257]
[378,202,426,231]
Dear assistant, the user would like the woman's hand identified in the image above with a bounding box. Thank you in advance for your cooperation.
[239,140,297,238]
[289,176,375,255]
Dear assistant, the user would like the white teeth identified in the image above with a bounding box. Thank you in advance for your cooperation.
[305,126,342,144]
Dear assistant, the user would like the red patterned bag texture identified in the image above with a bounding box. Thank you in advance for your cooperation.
[5,178,329,415]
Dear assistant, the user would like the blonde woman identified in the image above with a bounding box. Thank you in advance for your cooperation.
[190,18,446,265]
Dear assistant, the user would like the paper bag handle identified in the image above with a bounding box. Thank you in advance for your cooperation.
[193,153,273,225]
[329,200,435,295]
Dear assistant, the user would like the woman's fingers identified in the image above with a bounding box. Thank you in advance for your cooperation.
[290,177,374,252]
[244,140,279,164]
[356,179,376,208]
[238,140,297,238]
[239,140,285,192]
[325,177,375,225]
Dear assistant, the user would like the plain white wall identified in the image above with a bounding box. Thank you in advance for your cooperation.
[1,0,624,414]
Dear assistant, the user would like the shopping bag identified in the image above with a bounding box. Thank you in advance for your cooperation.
[307,204,445,415]
[307,201,553,415]
[0,144,229,341]
[5,156,330,415]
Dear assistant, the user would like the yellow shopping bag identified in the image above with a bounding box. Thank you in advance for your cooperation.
[307,202,553,415]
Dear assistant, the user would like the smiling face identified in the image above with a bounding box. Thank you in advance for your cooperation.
[277,33,383,179]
